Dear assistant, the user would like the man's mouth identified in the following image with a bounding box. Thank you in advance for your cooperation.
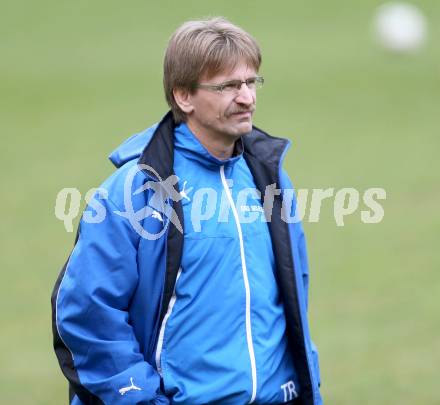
[231,111,253,118]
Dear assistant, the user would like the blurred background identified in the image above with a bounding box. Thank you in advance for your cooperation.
[1,0,439,403]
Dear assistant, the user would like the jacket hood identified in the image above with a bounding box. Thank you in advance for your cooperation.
[108,123,159,168]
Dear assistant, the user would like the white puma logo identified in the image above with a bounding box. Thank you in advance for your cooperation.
[180,181,193,202]
[152,210,163,222]
[119,377,142,395]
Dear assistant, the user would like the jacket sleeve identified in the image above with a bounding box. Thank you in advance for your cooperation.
[51,195,168,404]
[280,169,321,388]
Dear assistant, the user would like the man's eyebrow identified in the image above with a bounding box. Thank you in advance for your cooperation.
[222,77,257,83]
[222,79,241,84]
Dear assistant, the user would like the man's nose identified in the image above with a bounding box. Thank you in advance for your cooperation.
[235,83,254,105]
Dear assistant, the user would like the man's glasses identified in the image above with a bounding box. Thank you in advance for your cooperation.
[195,76,264,94]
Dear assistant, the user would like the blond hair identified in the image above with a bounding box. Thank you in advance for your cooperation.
[163,17,262,123]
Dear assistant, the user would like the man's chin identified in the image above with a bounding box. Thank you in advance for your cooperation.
[238,122,253,135]
[230,121,253,136]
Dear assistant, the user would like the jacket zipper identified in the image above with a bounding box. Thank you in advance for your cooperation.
[155,267,183,376]
[220,165,257,404]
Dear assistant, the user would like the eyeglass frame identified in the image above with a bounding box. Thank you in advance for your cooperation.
[194,76,264,93]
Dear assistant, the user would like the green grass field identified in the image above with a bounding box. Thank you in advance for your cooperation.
[1,1,439,403]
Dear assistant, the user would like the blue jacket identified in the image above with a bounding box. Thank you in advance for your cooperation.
[52,111,322,404]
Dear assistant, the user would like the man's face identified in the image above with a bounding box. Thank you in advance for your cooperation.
[186,62,257,140]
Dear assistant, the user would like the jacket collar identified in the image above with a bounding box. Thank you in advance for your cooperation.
[138,111,176,180]
[138,110,290,184]
[174,122,244,170]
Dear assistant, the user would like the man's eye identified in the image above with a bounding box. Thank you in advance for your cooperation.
[223,82,240,91]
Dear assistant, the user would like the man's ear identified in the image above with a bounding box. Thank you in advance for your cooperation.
[173,88,195,114]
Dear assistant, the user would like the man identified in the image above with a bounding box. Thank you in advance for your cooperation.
[52,17,322,405]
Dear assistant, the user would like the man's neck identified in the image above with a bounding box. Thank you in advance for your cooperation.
[186,121,238,160]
